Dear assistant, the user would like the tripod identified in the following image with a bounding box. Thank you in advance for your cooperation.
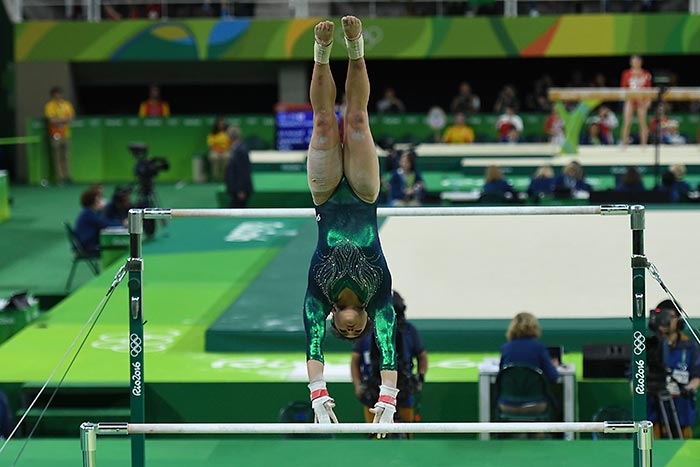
[135,176,167,237]
[653,389,684,439]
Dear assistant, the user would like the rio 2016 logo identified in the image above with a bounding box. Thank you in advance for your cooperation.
[633,331,646,395]
[132,361,142,397]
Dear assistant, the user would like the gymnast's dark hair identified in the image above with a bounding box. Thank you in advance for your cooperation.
[329,314,374,342]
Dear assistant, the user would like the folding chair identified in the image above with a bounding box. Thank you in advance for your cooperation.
[64,222,100,291]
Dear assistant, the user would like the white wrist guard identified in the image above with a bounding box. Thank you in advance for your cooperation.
[314,40,333,65]
[308,380,329,400]
[377,384,399,406]
[344,33,364,60]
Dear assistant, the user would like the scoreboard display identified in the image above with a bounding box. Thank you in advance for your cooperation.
[275,110,341,150]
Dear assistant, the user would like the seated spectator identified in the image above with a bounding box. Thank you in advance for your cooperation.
[594,105,618,145]
[498,312,558,432]
[543,107,565,146]
[658,163,693,203]
[658,170,681,202]
[376,87,406,114]
[207,116,231,181]
[527,165,555,199]
[580,121,605,146]
[669,164,692,195]
[493,84,520,114]
[499,312,559,383]
[527,74,554,112]
[387,150,425,206]
[500,124,522,144]
[554,161,592,196]
[482,165,517,198]
[139,84,170,118]
[450,81,481,115]
[495,106,524,142]
[103,186,133,224]
[616,166,646,192]
[442,113,475,144]
[75,188,125,256]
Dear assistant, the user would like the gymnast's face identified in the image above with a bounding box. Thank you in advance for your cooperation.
[332,307,368,339]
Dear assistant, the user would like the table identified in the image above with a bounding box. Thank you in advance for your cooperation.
[100,227,129,269]
[478,357,576,440]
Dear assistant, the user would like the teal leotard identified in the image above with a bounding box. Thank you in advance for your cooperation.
[303,178,397,371]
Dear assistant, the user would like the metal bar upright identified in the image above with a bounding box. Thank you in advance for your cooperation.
[80,422,97,467]
[127,209,146,467]
[630,205,648,467]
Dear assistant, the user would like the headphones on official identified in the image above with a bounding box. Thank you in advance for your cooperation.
[652,299,684,331]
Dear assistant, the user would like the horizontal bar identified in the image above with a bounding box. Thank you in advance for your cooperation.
[140,205,631,220]
[94,422,639,435]
[548,86,700,101]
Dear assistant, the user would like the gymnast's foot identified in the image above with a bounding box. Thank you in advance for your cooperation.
[315,20,334,46]
[341,15,362,41]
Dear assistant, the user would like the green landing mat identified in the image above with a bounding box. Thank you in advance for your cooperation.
[1,439,698,467]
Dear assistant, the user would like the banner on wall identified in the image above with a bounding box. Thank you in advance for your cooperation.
[15,14,700,63]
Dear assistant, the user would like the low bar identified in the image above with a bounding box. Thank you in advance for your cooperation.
[141,205,622,220]
[94,421,638,435]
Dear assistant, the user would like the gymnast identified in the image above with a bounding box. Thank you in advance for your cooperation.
[302,16,398,432]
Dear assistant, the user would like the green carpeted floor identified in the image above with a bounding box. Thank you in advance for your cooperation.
[1,439,699,467]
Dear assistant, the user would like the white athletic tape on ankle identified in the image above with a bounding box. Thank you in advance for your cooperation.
[344,34,364,60]
[314,41,332,64]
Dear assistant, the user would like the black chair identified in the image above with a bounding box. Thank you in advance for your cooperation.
[494,364,553,437]
[63,222,100,291]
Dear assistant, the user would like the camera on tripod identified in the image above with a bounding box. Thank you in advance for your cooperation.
[128,142,169,236]
[129,142,170,184]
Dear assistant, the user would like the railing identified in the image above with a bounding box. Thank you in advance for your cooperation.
[7,0,700,23]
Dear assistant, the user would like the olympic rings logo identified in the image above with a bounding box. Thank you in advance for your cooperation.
[129,333,143,357]
[362,26,384,50]
[92,330,180,354]
[633,331,646,356]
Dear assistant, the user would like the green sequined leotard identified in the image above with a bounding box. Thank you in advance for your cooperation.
[303,178,396,371]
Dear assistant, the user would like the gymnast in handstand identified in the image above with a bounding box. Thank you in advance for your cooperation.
[302,16,398,431]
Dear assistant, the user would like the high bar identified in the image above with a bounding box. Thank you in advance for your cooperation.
[92,421,638,435]
[140,205,632,219]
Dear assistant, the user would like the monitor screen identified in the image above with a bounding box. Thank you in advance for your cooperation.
[547,346,563,364]
[275,110,341,150]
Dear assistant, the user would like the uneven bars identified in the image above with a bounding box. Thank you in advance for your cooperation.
[88,421,639,435]
[140,205,631,220]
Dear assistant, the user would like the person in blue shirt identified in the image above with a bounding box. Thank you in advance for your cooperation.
[616,166,646,192]
[647,300,700,439]
[75,188,124,256]
[553,161,592,196]
[102,186,133,224]
[351,290,428,429]
[482,165,517,198]
[500,312,559,383]
[527,165,555,199]
[387,150,425,206]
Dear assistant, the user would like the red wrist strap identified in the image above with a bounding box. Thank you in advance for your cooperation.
[310,388,329,400]
[378,395,397,406]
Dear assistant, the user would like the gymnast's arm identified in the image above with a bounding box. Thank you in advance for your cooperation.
[372,299,398,389]
[303,293,330,381]
[303,293,339,422]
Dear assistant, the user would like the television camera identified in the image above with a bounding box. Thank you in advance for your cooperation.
[128,142,169,235]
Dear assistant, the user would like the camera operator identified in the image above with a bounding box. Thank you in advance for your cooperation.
[647,299,700,439]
